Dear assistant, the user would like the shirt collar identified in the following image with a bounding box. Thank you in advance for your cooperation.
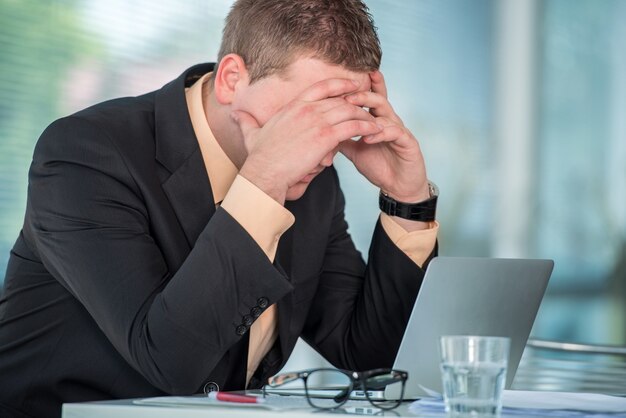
[185,72,238,204]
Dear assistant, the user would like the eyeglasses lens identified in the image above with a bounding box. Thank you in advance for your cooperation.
[305,369,353,409]
[364,370,405,409]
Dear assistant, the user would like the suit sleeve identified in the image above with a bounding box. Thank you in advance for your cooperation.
[301,169,437,371]
[25,116,293,394]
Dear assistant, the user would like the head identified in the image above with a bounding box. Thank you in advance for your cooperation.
[209,0,382,200]
[216,0,381,84]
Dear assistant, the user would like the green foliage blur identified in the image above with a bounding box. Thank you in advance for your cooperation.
[0,0,101,282]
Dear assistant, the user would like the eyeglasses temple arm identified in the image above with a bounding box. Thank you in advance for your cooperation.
[267,372,301,387]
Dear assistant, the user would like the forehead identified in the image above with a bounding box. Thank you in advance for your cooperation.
[280,57,372,93]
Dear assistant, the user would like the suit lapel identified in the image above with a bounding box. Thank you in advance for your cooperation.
[154,63,217,246]
[162,149,215,246]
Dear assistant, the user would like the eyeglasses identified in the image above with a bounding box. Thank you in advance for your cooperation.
[262,368,408,410]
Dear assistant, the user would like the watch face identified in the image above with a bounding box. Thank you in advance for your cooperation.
[428,181,439,198]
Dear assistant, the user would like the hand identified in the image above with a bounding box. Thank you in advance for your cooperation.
[339,71,430,203]
[232,79,383,204]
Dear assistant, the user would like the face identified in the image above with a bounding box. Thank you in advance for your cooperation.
[231,57,372,201]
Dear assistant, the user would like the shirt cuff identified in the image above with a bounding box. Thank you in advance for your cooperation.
[380,213,439,268]
[221,175,295,261]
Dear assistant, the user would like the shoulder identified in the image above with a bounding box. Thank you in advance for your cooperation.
[34,92,157,165]
[69,91,156,146]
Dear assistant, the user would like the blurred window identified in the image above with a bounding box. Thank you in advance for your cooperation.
[1,0,624,352]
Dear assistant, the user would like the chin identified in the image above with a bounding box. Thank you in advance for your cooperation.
[285,182,310,201]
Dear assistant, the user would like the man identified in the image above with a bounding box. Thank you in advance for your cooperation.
[0,0,439,416]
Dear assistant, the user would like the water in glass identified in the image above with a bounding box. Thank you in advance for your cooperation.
[441,361,506,415]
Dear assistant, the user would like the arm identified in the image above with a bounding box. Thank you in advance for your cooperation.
[301,171,437,371]
[300,71,439,370]
[26,116,293,394]
[228,71,437,370]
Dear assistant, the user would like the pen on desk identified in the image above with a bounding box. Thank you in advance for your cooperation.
[207,391,266,404]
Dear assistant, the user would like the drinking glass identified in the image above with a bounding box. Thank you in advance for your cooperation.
[440,336,510,416]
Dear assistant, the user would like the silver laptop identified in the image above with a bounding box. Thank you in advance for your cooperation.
[266,257,553,401]
[383,256,553,400]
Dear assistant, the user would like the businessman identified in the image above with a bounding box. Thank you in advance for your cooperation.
[0,0,439,416]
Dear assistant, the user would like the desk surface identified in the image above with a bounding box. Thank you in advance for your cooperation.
[62,396,610,418]
[62,398,428,418]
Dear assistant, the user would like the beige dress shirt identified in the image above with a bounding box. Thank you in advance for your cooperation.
[185,72,439,386]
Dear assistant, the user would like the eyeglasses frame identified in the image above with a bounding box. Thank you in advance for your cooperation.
[262,367,408,410]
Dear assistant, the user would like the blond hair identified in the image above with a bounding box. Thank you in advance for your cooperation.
[217,0,382,83]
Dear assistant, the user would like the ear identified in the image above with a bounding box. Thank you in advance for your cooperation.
[213,53,249,105]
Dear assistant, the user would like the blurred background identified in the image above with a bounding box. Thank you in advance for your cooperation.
[0,0,624,371]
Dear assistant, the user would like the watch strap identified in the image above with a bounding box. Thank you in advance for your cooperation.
[379,182,438,222]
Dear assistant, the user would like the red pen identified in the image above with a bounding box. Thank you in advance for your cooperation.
[207,391,266,404]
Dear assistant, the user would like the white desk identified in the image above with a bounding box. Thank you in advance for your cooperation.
[63,395,617,418]
[62,399,426,418]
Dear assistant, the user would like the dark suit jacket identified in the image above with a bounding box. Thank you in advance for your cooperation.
[0,63,434,418]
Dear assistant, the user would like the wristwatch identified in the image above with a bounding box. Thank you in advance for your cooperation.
[379,181,439,222]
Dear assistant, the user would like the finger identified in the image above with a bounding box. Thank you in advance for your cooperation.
[346,88,403,123]
[370,70,388,98]
[362,125,406,144]
[344,91,396,119]
[321,120,383,146]
[299,78,361,102]
[323,101,376,126]
[230,110,261,138]
[310,96,350,113]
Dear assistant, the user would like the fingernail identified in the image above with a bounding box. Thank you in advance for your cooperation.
[351,79,360,86]
[376,123,384,130]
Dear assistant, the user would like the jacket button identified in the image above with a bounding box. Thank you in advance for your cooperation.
[203,381,220,394]
[257,297,269,308]
[250,306,262,318]
[236,325,247,336]
[242,315,253,326]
